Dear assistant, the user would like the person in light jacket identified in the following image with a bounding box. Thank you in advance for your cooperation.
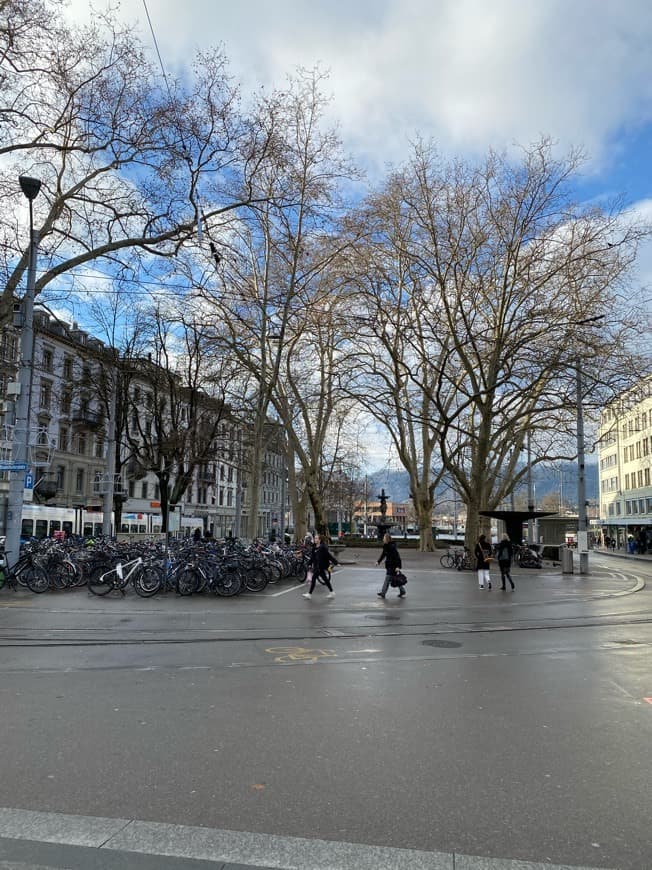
[376,533,404,598]
[474,534,493,589]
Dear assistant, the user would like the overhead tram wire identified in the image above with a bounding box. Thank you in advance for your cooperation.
[141,0,222,272]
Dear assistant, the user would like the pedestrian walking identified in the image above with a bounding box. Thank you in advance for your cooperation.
[496,533,515,591]
[475,533,493,589]
[303,534,338,600]
[376,532,405,598]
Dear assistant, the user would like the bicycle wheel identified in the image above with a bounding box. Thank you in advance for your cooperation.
[244,567,269,593]
[50,561,76,589]
[439,554,455,568]
[176,568,200,596]
[87,563,114,596]
[25,565,49,593]
[133,565,163,597]
[214,568,243,596]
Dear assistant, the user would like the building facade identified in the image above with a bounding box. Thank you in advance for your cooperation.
[1,314,286,540]
[598,377,652,549]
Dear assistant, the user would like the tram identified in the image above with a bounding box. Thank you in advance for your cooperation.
[18,504,202,540]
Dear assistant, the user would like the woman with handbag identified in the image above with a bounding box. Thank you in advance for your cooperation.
[474,533,493,589]
[376,532,405,598]
[302,534,338,599]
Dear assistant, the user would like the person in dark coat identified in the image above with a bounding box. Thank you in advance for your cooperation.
[496,533,515,590]
[376,532,404,598]
[474,533,493,589]
[303,534,338,599]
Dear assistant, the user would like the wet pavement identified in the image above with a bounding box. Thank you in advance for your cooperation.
[0,548,651,870]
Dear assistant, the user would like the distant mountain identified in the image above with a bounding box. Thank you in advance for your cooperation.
[366,461,599,508]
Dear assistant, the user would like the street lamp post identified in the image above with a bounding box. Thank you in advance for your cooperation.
[4,176,41,561]
[574,315,604,575]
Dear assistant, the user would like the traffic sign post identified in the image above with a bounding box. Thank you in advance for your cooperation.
[23,471,34,503]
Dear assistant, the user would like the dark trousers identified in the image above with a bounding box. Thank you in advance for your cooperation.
[499,559,514,588]
[309,566,333,593]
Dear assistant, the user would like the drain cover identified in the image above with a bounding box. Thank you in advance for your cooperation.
[422,639,462,648]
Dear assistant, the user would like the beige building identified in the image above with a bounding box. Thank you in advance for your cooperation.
[598,377,652,547]
[1,313,286,540]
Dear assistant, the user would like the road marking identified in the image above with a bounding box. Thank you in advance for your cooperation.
[265,645,337,663]
[269,583,304,597]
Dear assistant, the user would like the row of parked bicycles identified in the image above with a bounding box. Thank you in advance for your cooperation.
[439,543,543,571]
[0,537,311,597]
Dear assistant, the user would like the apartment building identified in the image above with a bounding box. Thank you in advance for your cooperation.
[598,376,652,546]
[1,314,286,540]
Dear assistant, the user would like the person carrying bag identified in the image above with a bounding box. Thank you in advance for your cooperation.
[376,533,405,599]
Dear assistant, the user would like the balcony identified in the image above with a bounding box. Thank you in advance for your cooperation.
[71,410,103,429]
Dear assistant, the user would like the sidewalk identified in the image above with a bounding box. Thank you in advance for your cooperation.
[0,807,626,870]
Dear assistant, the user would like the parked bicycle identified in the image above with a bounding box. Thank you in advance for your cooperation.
[439,547,474,571]
[0,547,49,593]
[87,554,163,596]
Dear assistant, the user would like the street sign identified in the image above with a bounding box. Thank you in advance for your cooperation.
[0,461,29,472]
[24,471,34,503]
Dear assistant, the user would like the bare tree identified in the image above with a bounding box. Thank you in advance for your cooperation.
[197,68,359,539]
[121,304,233,533]
[345,139,651,547]
[0,0,272,327]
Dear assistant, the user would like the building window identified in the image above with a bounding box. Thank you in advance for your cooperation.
[638,470,643,488]
[128,480,135,498]
[645,468,651,486]
[640,499,646,514]
[219,487,224,506]
[616,502,621,515]
[63,356,73,380]
[39,379,52,410]
[61,390,72,415]
[140,482,148,499]
[42,347,53,373]
[1,332,18,361]
[625,473,630,489]
[227,489,233,507]
[95,437,104,458]
[58,427,68,451]
[77,433,87,455]
[75,468,85,494]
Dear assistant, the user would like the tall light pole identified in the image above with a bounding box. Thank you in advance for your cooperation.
[575,315,604,575]
[4,176,41,561]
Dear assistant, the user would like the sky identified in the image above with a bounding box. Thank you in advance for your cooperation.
[65,0,652,194]
[63,0,652,472]
[63,0,652,288]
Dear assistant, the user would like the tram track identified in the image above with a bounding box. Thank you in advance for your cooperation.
[1,607,652,647]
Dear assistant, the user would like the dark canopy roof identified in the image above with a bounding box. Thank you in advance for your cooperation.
[479,510,558,543]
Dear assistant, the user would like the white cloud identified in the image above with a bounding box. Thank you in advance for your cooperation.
[65,0,652,173]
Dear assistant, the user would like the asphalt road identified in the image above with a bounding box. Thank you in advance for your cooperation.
[0,549,651,870]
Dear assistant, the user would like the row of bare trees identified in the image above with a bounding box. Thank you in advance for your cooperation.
[3,0,650,547]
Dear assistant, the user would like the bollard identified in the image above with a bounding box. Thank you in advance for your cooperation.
[561,547,574,574]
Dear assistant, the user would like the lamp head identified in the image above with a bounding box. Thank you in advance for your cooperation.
[19,175,41,201]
